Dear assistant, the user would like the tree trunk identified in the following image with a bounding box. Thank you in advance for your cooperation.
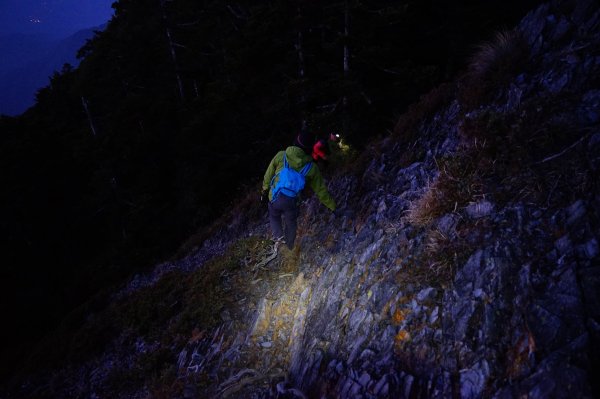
[296,31,305,79]
[343,0,350,77]
[160,0,185,101]
[342,0,350,137]
[81,97,97,137]
[193,80,200,98]
[296,5,307,128]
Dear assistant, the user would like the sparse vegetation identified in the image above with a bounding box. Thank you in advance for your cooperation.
[406,150,489,226]
[408,79,594,231]
[14,236,278,397]
[469,30,529,82]
[460,29,529,109]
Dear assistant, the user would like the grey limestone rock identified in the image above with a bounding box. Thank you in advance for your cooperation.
[416,287,437,303]
[465,200,495,219]
[566,200,587,226]
[459,360,490,399]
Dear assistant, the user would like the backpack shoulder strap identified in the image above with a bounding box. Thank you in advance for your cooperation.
[300,161,312,176]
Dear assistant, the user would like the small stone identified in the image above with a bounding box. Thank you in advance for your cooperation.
[506,84,522,111]
[359,348,377,361]
[220,310,231,321]
[429,306,439,324]
[350,381,362,395]
[417,287,437,303]
[466,200,495,219]
[581,238,599,259]
[545,249,558,262]
[436,214,457,235]
[260,341,273,348]
[358,371,371,387]
[373,375,388,395]
[403,374,415,398]
[340,377,353,397]
[566,200,586,226]
[336,361,345,375]
[554,235,572,254]
[460,360,490,399]
[588,133,600,149]
[377,200,387,214]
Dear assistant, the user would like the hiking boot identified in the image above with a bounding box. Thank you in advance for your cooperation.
[272,236,285,252]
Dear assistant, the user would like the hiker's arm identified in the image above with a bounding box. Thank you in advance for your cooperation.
[308,168,336,211]
[262,154,278,191]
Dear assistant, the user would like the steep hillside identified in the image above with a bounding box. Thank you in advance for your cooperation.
[3,0,599,398]
[0,1,545,383]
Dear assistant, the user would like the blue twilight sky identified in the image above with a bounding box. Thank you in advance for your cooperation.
[0,0,115,38]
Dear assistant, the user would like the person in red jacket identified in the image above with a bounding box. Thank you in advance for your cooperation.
[312,132,340,167]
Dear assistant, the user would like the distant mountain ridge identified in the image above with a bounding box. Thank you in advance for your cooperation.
[0,25,104,116]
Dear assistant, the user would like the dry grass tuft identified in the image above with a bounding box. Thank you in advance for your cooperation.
[406,153,486,226]
[421,224,475,284]
[405,178,447,226]
[460,29,529,108]
[468,30,528,80]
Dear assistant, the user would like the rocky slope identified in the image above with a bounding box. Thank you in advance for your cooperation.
[4,0,599,398]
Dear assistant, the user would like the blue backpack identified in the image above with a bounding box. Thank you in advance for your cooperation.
[271,154,312,201]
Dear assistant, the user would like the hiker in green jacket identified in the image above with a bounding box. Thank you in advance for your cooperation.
[262,129,336,249]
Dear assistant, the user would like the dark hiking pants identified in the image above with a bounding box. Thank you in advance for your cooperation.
[268,194,298,249]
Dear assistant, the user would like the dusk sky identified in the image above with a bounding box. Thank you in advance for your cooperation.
[0,0,114,38]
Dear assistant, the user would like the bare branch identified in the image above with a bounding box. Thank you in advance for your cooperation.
[81,97,97,137]
[227,5,248,20]
[535,133,591,164]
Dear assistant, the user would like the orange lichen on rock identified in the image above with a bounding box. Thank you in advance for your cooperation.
[392,309,409,325]
[395,330,410,343]
[507,329,536,378]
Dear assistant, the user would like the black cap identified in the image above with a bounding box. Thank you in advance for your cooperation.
[294,128,315,154]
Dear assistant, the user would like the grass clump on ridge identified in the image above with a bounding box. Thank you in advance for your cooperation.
[459,29,529,109]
